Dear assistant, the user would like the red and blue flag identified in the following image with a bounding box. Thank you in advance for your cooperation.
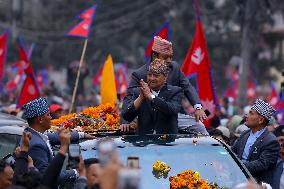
[0,31,8,85]
[66,5,96,38]
[267,81,280,109]
[181,19,219,117]
[145,21,170,61]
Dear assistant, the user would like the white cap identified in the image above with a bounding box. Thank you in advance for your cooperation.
[216,126,230,138]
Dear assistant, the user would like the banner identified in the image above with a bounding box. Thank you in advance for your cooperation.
[181,20,219,115]
[100,55,117,104]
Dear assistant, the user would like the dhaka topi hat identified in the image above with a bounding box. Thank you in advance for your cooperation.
[23,97,49,119]
[251,99,276,121]
[152,36,173,56]
[148,59,169,76]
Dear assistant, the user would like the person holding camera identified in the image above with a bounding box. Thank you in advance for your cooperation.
[21,97,84,185]
[122,58,182,135]
[12,129,71,189]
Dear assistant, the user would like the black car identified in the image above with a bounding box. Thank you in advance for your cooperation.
[80,134,253,188]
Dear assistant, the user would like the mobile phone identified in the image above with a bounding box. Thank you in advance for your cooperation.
[118,168,141,189]
[127,156,139,169]
[3,153,15,165]
[96,138,116,167]
[69,144,81,160]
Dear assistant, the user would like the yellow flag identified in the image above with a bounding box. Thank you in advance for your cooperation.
[100,55,117,104]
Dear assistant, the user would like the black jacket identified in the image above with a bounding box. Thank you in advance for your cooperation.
[122,84,182,135]
[13,151,66,189]
[121,62,200,124]
[231,128,280,185]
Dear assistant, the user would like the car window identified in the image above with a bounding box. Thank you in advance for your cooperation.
[0,134,21,158]
[82,141,248,188]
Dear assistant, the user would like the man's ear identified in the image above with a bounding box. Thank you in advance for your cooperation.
[259,117,266,125]
[35,117,42,123]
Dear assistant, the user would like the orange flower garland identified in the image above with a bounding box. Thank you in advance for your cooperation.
[50,103,120,131]
[169,170,219,189]
[50,113,76,126]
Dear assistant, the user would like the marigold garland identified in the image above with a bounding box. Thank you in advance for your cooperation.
[169,170,220,189]
[50,103,120,131]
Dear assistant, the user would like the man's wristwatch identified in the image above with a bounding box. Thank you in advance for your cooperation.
[194,104,202,110]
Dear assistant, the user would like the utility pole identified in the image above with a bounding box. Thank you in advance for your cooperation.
[11,0,22,40]
[237,0,260,108]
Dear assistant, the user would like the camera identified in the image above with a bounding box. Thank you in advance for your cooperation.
[68,144,81,168]
[3,154,15,166]
[127,156,139,169]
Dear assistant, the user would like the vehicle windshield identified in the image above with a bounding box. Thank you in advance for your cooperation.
[81,135,248,188]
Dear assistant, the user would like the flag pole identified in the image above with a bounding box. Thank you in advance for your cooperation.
[69,38,88,113]
[193,0,202,19]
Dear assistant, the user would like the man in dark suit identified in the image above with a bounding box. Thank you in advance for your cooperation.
[22,97,79,185]
[122,59,182,135]
[121,36,206,131]
[231,99,280,186]
[272,125,284,189]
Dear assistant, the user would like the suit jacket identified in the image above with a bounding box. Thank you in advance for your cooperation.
[121,61,200,124]
[231,128,280,185]
[122,84,182,135]
[13,150,67,189]
[24,127,79,185]
[272,159,283,189]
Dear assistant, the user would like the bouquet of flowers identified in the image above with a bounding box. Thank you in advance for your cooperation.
[50,103,120,132]
[152,160,171,178]
[169,170,221,189]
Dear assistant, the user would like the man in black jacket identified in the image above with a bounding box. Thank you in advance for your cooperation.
[12,129,71,189]
[121,36,206,131]
[122,59,182,135]
[231,99,280,186]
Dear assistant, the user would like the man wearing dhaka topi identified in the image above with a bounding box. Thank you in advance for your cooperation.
[122,59,183,135]
[121,36,207,131]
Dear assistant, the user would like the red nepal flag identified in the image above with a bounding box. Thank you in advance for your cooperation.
[18,38,35,75]
[145,21,170,60]
[92,66,102,86]
[224,79,256,102]
[267,81,280,109]
[0,31,8,84]
[246,80,257,99]
[276,93,284,114]
[223,81,238,101]
[181,20,219,115]
[5,70,24,91]
[17,75,40,107]
[66,5,97,38]
[115,64,129,99]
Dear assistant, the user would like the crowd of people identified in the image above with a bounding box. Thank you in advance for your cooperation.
[0,36,284,189]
